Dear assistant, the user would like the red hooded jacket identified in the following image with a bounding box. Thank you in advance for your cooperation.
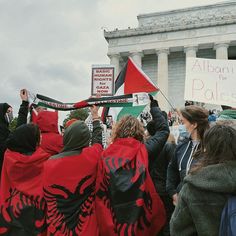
[36,111,63,155]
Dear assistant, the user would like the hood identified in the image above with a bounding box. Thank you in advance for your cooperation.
[185,161,236,194]
[105,137,147,165]
[0,103,11,125]
[36,110,59,133]
[62,120,90,152]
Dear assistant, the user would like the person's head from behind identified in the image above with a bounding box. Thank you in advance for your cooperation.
[0,103,13,126]
[203,124,236,164]
[62,120,90,152]
[111,115,144,143]
[180,105,209,140]
[6,123,40,154]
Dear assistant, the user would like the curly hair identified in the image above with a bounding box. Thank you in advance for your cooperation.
[111,115,145,143]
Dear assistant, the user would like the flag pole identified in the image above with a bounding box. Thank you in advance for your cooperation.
[158,89,175,111]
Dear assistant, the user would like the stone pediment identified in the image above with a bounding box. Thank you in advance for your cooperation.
[104,1,236,39]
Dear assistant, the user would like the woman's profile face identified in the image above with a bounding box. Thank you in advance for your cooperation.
[6,107,13,113]
[180,114,196,134]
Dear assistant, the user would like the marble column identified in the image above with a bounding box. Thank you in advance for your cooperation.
[108,53,120,79]
[214,42,229,59]
[130,51,143,68]
[156,49,169,112]
[184,46,198,58]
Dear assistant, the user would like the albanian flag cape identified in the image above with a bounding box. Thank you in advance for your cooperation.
[43,144,103,236]
[0,148,50,236]
[95,138,166,236]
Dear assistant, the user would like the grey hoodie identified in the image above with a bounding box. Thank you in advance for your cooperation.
[170,161,236,236]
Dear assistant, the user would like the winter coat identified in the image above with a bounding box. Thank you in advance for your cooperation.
[170,161,236,236]
[151,141,176,196]
[166,138,200,197]
[36,111,63,155]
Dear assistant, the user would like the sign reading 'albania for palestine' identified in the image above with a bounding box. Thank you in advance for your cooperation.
[185,57,236,107]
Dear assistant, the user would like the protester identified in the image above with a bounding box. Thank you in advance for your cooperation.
[95,96,167,236]
[0,89,29,175]
[43,105,103,236]
[36,110,63,155]
[170,124,236,236]
[0,123,51,235]
[166,105,209,206]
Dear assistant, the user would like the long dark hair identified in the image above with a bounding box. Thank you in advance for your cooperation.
[191,124,236,173]
[180,105,209,141]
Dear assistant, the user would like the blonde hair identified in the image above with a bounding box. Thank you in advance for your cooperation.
[111,115,145,143]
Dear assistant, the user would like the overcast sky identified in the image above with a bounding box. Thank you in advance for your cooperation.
[0,0,226,123]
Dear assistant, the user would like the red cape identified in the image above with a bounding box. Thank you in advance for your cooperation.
[43,144,103,236]
[96,138,166,236]
[0,148,51,236]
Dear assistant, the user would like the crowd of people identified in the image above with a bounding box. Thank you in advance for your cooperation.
[0,89,236,236]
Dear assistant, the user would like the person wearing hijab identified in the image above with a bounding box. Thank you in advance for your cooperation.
[0,89,29,175]
[43,105,103,236]
[0,123,51,235]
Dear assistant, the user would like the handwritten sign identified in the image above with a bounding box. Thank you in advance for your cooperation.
[91,65,115,96]
[185,58,236,107]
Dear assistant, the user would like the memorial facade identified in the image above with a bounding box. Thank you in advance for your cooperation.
[104,1,236,111]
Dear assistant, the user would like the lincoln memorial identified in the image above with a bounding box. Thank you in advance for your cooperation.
[104,1,236,111]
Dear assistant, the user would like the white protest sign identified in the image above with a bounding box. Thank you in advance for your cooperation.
[91,65,115,96]
[185,58,236,107]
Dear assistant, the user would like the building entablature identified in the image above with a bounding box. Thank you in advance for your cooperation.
[104,1,236,40]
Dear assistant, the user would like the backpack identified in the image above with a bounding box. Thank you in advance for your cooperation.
[219,196,236,236]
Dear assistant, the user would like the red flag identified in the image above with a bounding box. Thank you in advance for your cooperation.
[43,144,103,236]
[95,138,166,236]
[0,148,50,235]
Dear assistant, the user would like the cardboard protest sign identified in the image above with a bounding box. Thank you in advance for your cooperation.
[91,65,115,96]
[185,57,236,107]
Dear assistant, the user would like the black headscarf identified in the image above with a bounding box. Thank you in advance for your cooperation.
[6,124,40,155]
[0,103,11,126]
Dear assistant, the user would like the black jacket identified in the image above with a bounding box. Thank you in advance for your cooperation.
[0,101,29,174]
[151,141,176,196]
[145,104,170,175]
[166,138,200,197]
